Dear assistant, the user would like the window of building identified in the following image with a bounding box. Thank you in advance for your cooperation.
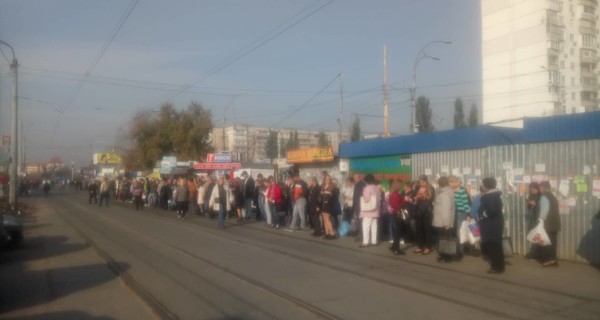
[582,34,596,47]
[584,5,595,15]
[550,41,561,50]
[572,92,576,100]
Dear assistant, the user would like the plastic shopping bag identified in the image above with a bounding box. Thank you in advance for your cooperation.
[526,220,551,246]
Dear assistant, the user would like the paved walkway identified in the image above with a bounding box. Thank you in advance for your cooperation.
[0,198,156,320]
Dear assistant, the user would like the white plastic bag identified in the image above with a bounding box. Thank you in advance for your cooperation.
[526,220,551,246]
[459,220,480,245]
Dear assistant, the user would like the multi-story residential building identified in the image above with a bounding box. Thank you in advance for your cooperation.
[212,126,342,163]
[482,0,599,126]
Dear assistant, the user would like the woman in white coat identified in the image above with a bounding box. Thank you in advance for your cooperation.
[208,176,231,229]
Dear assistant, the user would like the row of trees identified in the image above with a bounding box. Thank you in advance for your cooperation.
[350,96,479,140]
[119,97,480,170]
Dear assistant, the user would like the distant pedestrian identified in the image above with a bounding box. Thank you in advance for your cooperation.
[98,178,110,207]
[414,175,435,255]
[88,179,98,205]
[359,174,380,248]
[175,178,189,219]
[536,181,561,267]
[241,171,255,219]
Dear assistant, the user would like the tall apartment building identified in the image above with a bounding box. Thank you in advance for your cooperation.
[482,0,599,125]
[212,126,342,163]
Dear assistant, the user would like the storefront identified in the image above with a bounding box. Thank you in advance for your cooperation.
[287,146,343,183]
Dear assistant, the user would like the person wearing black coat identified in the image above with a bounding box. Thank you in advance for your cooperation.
[478,177,505,274]
[307,177,322,237]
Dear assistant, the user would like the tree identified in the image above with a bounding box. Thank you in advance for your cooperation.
[123,102,213,170]
[317,131,329,147]
[279,134,288,158]
[453,98,467,129]
[415,96,434,133]
[350,116,361,142]
[265,130,278,161]
[468,103,479,127]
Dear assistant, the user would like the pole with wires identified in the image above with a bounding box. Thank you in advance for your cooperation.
[0,40,18,208]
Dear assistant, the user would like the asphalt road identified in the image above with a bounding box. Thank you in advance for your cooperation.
[8,190,600,320]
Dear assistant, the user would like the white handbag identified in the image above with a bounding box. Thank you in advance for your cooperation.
[526,220,551,246]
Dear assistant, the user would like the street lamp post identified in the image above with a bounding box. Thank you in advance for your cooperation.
[410,40,451,134]
[0,40,18,208]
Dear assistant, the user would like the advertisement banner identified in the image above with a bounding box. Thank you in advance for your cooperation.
[94,153,122,165]
[160,156,177,174]
[207,152,232,163]
[349,155,412,175]
[287,147,334,164]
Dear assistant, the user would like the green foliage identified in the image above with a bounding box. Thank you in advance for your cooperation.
[453,98,467,129]
[468,103,479,127]
[415,96,434,133]
[123,102,213,170]
[351,116,361,142]
[265,130,278,161]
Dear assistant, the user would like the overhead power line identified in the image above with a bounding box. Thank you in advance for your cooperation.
[165,0,336,102]
[49,0,140,144]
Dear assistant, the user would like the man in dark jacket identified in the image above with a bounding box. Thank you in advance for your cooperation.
[307,177,322,236]
[88,179,98,205]
[538,181,561,267]
[478,177,505,274]
[241,171,255,219]
[352,174,366,239]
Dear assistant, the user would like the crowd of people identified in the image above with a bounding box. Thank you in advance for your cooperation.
[85,170,561,274]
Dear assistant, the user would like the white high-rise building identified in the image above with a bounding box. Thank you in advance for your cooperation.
[482,0,599,126]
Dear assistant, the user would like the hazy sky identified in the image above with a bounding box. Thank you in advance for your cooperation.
[0,0,482,167]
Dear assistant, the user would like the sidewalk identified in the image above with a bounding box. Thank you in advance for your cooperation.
[0,198,156,320]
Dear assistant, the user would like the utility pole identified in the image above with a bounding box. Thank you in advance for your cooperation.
[1,40,18,208]
[383,44,389,137]
[337,73,344,145]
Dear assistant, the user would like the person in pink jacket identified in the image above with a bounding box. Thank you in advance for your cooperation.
[359,174,380,247]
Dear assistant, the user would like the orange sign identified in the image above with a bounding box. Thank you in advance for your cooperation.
[287,147,334,164]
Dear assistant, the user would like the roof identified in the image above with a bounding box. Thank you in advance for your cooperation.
[340,126,523,158]
[523,110,600,143]
[340,111,600,159]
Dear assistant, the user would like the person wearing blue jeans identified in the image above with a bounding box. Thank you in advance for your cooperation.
[287,173,309,231]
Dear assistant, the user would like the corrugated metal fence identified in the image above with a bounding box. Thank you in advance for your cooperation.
[412,140,600,264]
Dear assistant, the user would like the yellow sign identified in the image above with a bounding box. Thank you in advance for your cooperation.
[95,153,122,165]
[287,147,334,164]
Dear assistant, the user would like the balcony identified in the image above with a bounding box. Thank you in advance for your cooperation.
[580,12,597,22]
[581,97,599,108]
[580,49,598,63]
[579,25,596,34]
[579,0,598,7]
[547,31,564,42]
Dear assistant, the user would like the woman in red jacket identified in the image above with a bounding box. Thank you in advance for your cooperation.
[266,176,282,228]
[388,180,406,255]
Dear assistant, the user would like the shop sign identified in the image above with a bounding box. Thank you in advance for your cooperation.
[207,152,232,163]
[194,163,241,170]
[287,147,333,164]
[160,156,177,174]
[94,152,122,165]
[349,155,412,174]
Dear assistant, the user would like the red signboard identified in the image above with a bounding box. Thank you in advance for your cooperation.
[193,163,241,170]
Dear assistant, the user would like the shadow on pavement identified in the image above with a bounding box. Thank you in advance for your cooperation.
[0,235,89,263]
[0,262,130,314]
[2,310,115,320]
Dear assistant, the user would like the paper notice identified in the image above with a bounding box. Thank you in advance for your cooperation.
[452,168,461,176]
[513,168,524,175]
[523,175,531,183]
[441,165,449,174]
[535,163,546,172]
[474,168,481,176]
[584,165,591,175]
[463,167,472,175]
[593,177,600,198]
[503,162,513,170]
[559,180,570,196]
[424,168,432,175]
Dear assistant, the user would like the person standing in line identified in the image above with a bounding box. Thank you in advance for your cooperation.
[319,175,339,240]
[308,177,322,237]
[537,181,561,267]
[414,175,435,255]
[352,173,366,240]
[432,176,456,262]
[266,176,281,228]
[132,179,144,211]
[196,177,206,215]
[208,176,230,229]
[478,177,505,274]
[188,177,198,215]
[359,174,380,247]
[287,173,309,231]
[524,182,542,260]
[88,179,98,205]
[255,174,266,220]
[342,178,355,222]
[159,178,171,210]
[98,178,110,207]
[204,175,216,218]
[388,180,406,255]
[241,171,255,220]
[449,176,470,257]
[232,178,244,221]
[175,178,189,219]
